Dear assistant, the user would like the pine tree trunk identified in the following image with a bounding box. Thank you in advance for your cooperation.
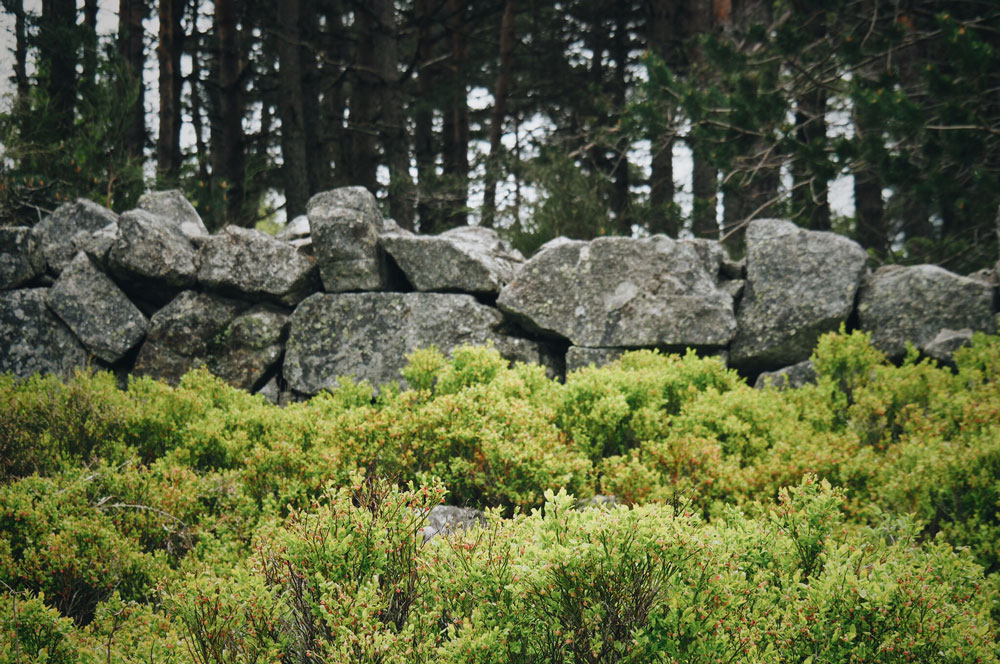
[277,0,311,218]
[793,86,830,230]
[374,0,416,230]
[157,0,184,182]
[647,0,677,237]
[441,0,470,229]
[39,0,77,138]
[414,0,439,232]
[610,0,631,235]
[210,0,246,227]
[351,5,380,193]
[482,0,517,229]
[81,0,98,93]
[118,0,147,162]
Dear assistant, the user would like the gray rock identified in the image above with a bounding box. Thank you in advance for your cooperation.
[307,187,389,292]
[210,304,288,391]
[491,335,564,379]
[46,252,148,363]
[0,227,44,289]
[967,267,997,287]
[137,190,209,242]
[134,291,246,384]
[730,219,868,371]
[574,495,620,510]
[381,225,523,294]
[0,288,89,378]
[277,214,310,241]
[197,225,318,305]
[256,377,287,406]
[722,279,745,302]
[497,235,736,348]
[565,347,626,373]
[109,209,199,289]
[419,505,485,541]
[922,328,975,365]
[858,264,995,360]
[283,292,505,394]
[753,359,817,390]
[33,199,119,274]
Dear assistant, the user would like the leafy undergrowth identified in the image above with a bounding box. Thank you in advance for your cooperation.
[2,331,1000,662]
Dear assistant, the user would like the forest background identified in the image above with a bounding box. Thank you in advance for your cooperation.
[1,0,998,271]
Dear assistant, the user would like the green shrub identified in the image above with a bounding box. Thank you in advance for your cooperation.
[0,474,168,624]
[0,591,92,664]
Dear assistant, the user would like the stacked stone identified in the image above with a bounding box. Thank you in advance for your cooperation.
[3,187,997,400]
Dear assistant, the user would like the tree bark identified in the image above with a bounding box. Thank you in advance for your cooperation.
[790,4,830,230]
[373,0,416,230]
[81,0,99,93]
[482,0,517,229]
[188,22,210,187]
[210,0,246,227]
[610,0,631,235]
[413,0,438,232]
[39,0,77,138]
[157,0,184,182]
[118,0,147,162]
[441,0,470,230]
[647,0,678,237]
[351,4,380,193]
[277,0,310,218]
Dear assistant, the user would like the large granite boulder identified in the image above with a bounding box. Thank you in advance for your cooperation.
[46,252,147,363]
[197,226,318,305]
[136,190,209,242]
[1,227,45,289]
[134,291,246,384]
[729,219,868,371]
[33,199,119,274]
[380,225,523,294]
[108,209,199,291]
[0,288,89,378]
[496,235,736,348]
[858,265,995,359]
[283,292,506,394]
[308,187,394,292]
[210,304,288,391]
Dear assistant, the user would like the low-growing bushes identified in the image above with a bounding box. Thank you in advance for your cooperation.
[2,331,1000,659]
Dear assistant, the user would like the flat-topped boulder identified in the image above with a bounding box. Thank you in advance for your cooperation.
[858,264,994,359]
[496,235,736,348]
[46,252,147,364]
[729,219,868,371]
[33,198,119,274]
[197,226,318,305]
[108,209,199,291]
[136,190,209,242]
[283,292,506,394]
[380,225,523,295]
[308,187,393,292]
[0,227,45,290]
[379,226,524,295]
[0,288,89,378]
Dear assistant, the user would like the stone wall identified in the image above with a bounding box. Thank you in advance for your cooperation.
[2,187,997,401]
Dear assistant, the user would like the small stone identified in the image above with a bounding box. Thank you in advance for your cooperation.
[753,360,817,390]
